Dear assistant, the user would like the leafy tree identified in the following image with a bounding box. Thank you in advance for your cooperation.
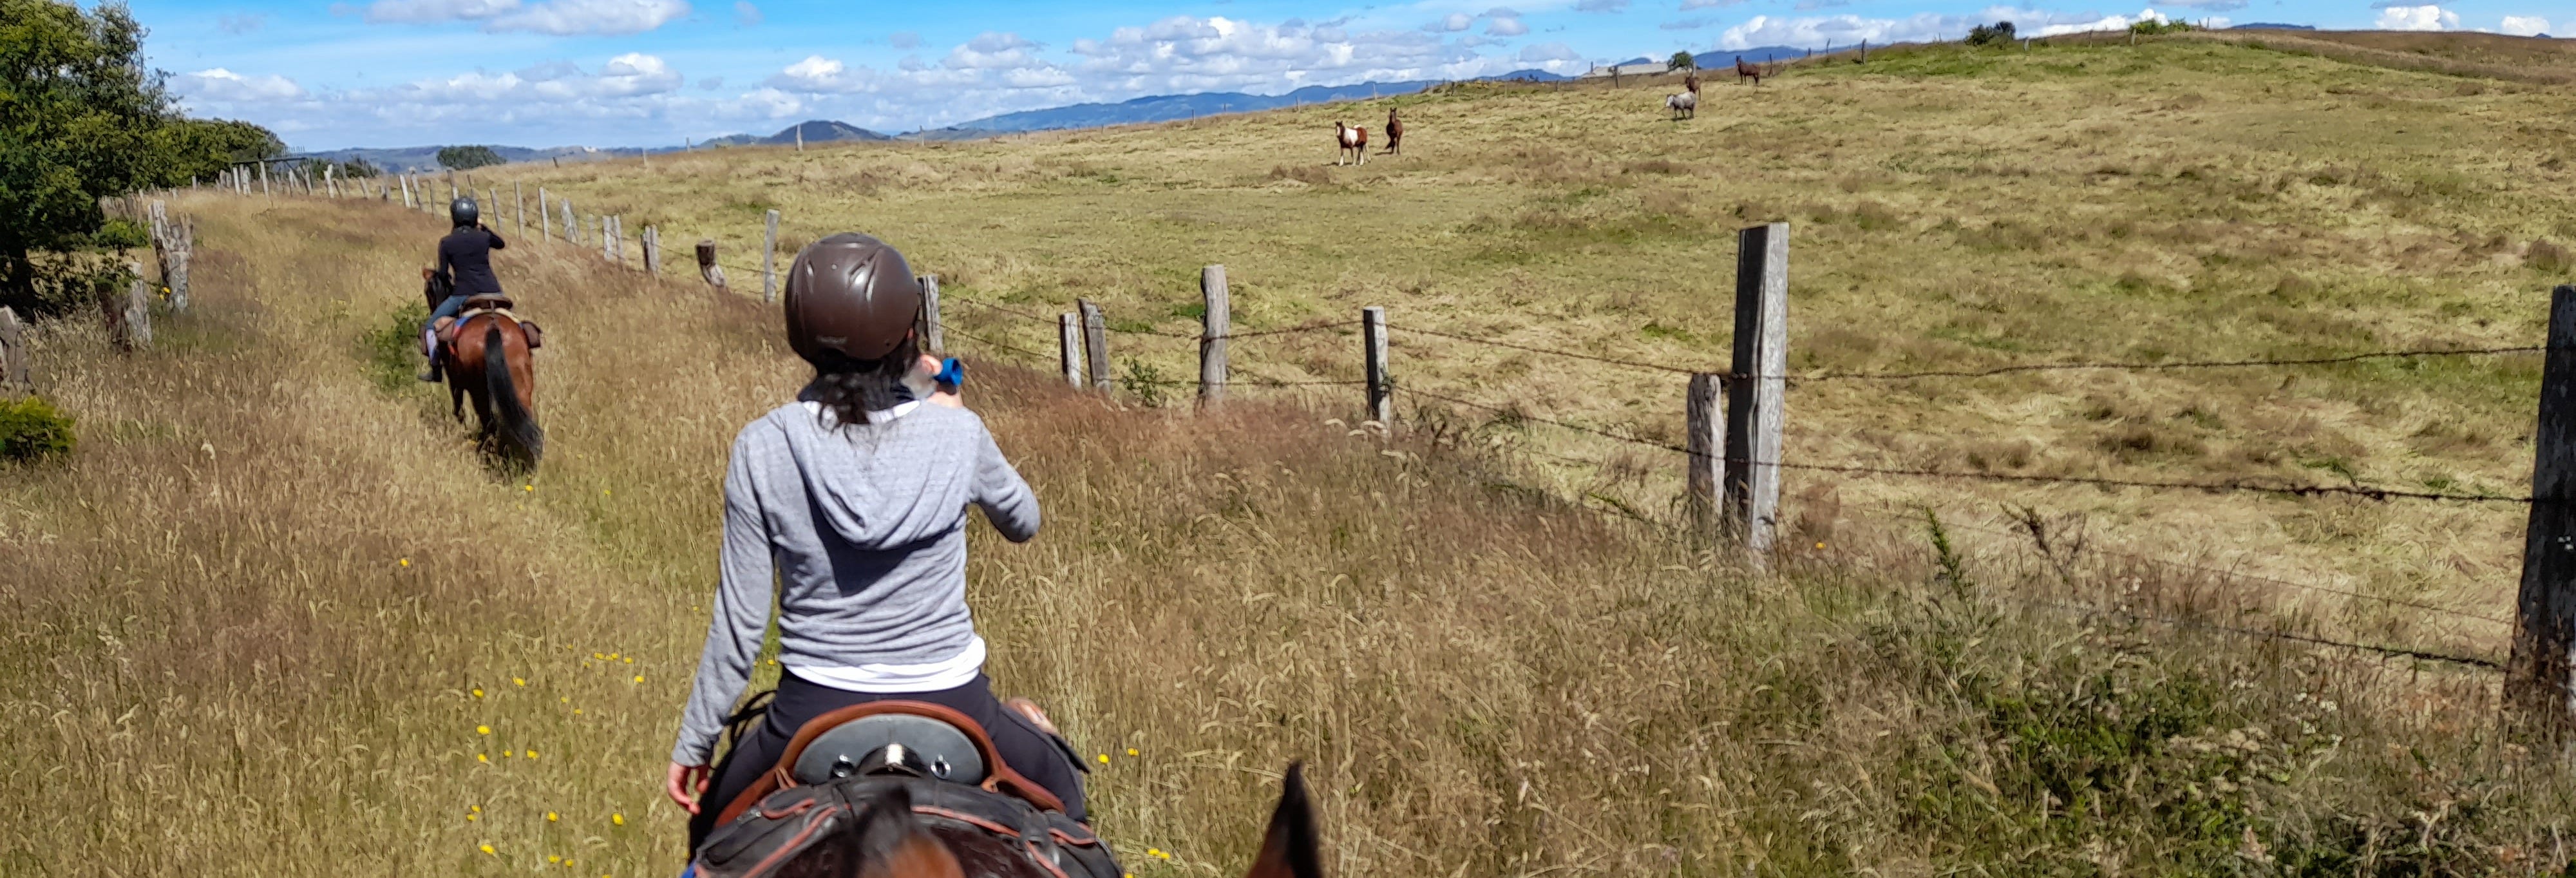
[298,156,379,180]
[1966,21,2018,45]
[0,0,177,310]
[1668,51,1698,72]
[437,146,506,170]
[157,117,282,182]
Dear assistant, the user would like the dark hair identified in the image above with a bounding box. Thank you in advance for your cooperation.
[808,330,920,430]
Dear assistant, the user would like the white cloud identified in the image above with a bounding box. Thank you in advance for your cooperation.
[770,55,872,93]
[732,0,759,26]
[1662,16,1716,28]
[1519,41,1582,61]
[175,68,307,102]
[889,31,922,48]
[595,53,683,95]
[1425,12,1475,31]
[363,0,518,24]
[1576,0,1631,10]
[945,32,1045,70]
[1680,0,1745,8]
[739,87,803,119]
[1486,16,1530,35]
[2501,14,2550,33]
[2374,3,2458,30]
[2032,7,2168,35]
[487,0,690,35]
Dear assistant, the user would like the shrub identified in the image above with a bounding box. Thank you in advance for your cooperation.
[93,219,149,251]
[2130,18,2197,35]
[1966,21,2017,46]
[361,300,430,393]
[0,396,76,464]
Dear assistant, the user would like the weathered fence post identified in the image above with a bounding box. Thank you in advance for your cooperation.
[1363,305,1391,427]
[796,125,805,153]
[153,215,192,312]
[643,225,661,276]
[325,165,337,198]
[1686,374,1724,529]
[401,175,415,209]
[1079,298,1110,394]
[561,200,576,245]
[603,215,618,262]
[1723,222,1789,560]
[104,262,151,352]
[916,274,942,351]
[0,307,26,392]
[1059,313,1085,389]
[2511,284,2576,737]
[258,162,270,196]
[697,240,728,290]
[762,209,781,302]
[1199,265,1228,404]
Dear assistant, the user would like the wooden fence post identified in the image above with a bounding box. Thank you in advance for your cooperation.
[325,166,337,197]
[0,306,26,392]
[2510,284,2576,736]
[603,215,618,262]
[401,175,414,209]
[1363,306,1391,427]
[104,262,151,352]
[1079,298,1110,393]
[1199,265,1227,404]
[1059,312,1085,389]
[643,225,661,276]
[762,209,781,302]
[258,162,270,196]
[562,200,576,245]
[916,274,942,352]
[154,215,192,312]
[1723,222,1789,560]
[538,188,551,242]
[1687,374,1723,530]
[697,240,728,290]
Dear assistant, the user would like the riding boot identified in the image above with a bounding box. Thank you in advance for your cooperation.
[419,356,443,383]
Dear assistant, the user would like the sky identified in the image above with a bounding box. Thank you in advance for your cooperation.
[136,0,2560,151]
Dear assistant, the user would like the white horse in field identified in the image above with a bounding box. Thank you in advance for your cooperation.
[1336,122,1368,165]
[1666,91,1697,120]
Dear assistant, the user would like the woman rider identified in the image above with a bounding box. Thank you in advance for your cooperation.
[665,233,1088,851]
[419,196,507,383]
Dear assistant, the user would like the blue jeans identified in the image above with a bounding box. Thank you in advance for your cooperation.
[430,293,468,323]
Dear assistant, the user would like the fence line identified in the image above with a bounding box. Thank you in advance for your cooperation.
[1802,345,2549,381]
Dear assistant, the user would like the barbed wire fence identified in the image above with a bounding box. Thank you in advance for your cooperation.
[194,177,2576,722]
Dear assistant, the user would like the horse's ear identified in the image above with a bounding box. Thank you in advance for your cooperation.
[1244,763,1323,878]
[421,267,434,280]
[849,786,962,878]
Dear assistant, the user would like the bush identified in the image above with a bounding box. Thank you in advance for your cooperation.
[361,300,430,392]
[2131,18,2197,35]
[0,396,76,464]
[1966,21,2018,45]
[93,218,149,251]
[436,146,506,171]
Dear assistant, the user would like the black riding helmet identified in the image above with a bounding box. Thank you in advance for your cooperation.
[450,196,479,229]
[784,233,922,365]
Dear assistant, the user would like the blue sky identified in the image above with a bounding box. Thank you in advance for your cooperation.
[138,0,2559,151]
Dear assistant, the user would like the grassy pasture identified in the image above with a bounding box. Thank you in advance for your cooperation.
[6,32,2576,877]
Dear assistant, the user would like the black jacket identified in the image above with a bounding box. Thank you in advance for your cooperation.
[436,225,508,298]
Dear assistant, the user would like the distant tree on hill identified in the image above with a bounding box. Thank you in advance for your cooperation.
[1668,51,1697,72]
[1966,21,2018,45]
[158,118,284,182]
[2130,18,2196,35]
[298,157,379,180]
[437,146,506,170]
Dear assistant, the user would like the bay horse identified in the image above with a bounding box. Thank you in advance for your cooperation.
[1382,108,1404,156]
[1734,55,1764,85]
[1334,122,1367,166]
[754,762,1322,878]
[421,269,543,468]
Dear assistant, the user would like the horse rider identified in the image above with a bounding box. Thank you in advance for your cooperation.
[420,196,507,383]
[665,233,1088,853]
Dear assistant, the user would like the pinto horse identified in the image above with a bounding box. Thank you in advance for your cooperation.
[1383,108,1404,156]
[421,269,543,468]
[762,763,1322,878]
[1335,122,1367,166]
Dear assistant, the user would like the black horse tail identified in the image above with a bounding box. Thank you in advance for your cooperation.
[483,323,544,467]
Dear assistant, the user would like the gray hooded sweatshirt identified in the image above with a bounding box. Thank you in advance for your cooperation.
[672,400,1039,765]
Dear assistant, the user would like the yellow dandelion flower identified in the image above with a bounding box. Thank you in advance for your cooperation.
[623,657,633,664]
[1815,542,1826,549]
[399,558,410,568]
[471,805,481,812]
[609,652,620,659]
[480,844,496,855]
[504,750,515,758]
[1127,749,1139,757]
[593,653,605,660]
[612,813,625,826]
[471,688,484,698]
[514,677,527,687]
[560,696,569,703]
[549,855,562,863]
[477,725,491,735]
[565,859,576,868]
[632,675,644,683]
[466,814,479,821]
[573,708,583,716]
[603,489,611,495]
[477,754,489,764]
[1096,754,1110,765]
[1146,848,1163,859]
[546,811,559,822]
[524,484,534,492]
[1155,850,1172,861]
[527,750,540,759]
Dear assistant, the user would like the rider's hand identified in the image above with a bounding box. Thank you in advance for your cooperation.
[667,761,712,814]
[920,353,964,408]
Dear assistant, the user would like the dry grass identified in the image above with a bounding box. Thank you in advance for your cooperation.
[11,36,2576,877]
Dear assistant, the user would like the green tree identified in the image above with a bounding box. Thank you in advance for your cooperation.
[158,117,283,182]
[1668,51,1697,72]
[1966,21,2018,45]
[436,146,506,170]
[0,0,178,309]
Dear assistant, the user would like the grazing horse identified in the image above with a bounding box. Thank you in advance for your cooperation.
[1665,91,1697,120]
[422,269,543,469]
[1383,108,1405,156]
[1735,55,1764,85]
[1684,71,1702,95]
[1335,122,1367,166]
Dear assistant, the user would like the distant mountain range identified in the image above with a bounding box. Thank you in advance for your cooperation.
[287,47,1822,165]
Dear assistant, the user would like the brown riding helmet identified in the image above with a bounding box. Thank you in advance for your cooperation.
[783,233,922,364]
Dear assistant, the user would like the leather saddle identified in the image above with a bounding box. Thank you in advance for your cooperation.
[437,294,542,350]
[714,700,1065,828]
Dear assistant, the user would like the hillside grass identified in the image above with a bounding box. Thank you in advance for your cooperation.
[8,33,2576,877]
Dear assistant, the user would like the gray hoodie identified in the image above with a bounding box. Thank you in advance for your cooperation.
[672,400,1039,765]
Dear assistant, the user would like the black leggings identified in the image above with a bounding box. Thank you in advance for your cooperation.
[687,672,1087,851]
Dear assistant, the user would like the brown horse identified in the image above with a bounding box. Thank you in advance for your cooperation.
[1734,55,1765,85]
[422,269,542,468]
[766,763,1321,878]
[1383,108,1404,156]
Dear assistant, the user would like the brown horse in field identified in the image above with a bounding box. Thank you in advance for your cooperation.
[1735,55,1765,85]
[1383,108,1404,155]
[422,269,542,468]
